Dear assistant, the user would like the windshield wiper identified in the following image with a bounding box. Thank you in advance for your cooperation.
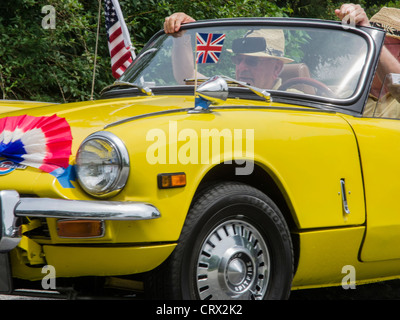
[185,76,271,102]
[219,76,271,102]
[100,80,153,96]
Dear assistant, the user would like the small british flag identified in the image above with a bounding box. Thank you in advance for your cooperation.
[196,33,226,64]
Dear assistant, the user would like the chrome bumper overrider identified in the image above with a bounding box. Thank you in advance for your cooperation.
[0,190,161,253]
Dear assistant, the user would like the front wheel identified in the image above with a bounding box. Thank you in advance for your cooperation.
[146,182,294,300]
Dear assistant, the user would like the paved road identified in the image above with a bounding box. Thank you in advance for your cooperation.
[2,279,400,300]
[0,291,62,300]
[0,294,41,300]
[290,279,400,300]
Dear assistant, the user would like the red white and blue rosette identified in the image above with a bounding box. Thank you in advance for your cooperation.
[0,114,72,174]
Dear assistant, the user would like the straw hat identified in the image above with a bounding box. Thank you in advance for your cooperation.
[370,7,400,40]
[230,29,294,64]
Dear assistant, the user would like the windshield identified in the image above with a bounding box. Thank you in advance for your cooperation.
[119,23,369,100]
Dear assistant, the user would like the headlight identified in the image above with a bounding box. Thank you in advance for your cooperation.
[75,131,129,198]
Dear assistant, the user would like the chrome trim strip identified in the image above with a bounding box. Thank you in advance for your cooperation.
[15,198,161,220]
[0,190,161,252]
[105,104,338,131]
[104,108,192,129]
[105,105,337,129]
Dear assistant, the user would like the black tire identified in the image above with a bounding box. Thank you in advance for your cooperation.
[146,182,294,300]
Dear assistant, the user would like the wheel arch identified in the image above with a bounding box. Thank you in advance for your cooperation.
[191,161,300,273]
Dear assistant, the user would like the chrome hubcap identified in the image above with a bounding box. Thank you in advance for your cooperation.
[227,258,246,285]
[196,220,270,300]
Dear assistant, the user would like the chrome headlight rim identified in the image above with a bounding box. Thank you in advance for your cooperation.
[76,131,130,198]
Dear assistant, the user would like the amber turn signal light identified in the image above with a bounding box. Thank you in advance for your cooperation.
[57,219,104,238]
[157,172,186,189]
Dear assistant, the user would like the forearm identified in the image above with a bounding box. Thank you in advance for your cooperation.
[172,34,195,84]
[376,46,400,81]
[377,46,400,102]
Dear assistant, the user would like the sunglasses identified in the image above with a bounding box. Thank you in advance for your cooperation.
[232,55,261,67]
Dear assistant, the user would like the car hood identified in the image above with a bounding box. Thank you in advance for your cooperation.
[0,100,58,113]
[1,95,274,145]
[1,95,195,143]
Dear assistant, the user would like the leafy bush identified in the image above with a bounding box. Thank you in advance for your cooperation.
[0,0,291,102]
[0,0,110,102]
[1,0,399,103]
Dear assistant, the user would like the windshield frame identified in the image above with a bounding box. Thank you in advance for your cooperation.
[102,17,386,115]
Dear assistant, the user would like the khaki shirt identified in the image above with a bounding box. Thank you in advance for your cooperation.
[364,93,400,119]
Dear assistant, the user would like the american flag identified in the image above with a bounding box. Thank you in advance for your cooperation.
[196,33,226,64]
[104,0,136,79]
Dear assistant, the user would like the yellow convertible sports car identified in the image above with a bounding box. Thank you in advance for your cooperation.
[1,17,399,300]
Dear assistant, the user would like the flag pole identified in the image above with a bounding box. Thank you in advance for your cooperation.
[90,0,102,101]
[194,33,198,98]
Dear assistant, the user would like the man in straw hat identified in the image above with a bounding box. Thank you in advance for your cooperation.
[229,29,293,89]
[164,12,293,89]
[336,4,400,117]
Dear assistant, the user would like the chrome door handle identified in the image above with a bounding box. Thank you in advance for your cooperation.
[340,178,350,215]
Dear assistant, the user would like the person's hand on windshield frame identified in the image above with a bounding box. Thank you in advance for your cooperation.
[335,3,370,27]
[164,12,196,34]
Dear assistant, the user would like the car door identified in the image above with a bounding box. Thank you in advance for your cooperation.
[346,110,400,261]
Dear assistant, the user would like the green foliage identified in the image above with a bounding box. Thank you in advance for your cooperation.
[0,0,112,102]
[0,0,397,103]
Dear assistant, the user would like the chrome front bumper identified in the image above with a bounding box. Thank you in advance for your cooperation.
[0,190,161,253]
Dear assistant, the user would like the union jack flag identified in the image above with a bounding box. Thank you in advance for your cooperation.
[196,33,226,64]
[104,0,136,79]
